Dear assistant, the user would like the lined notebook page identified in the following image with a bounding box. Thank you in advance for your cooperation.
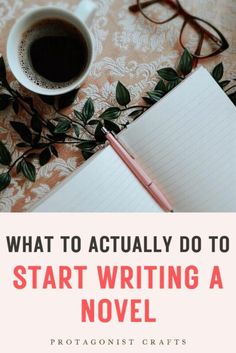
[120,67,236,212]
[32,146,161,212]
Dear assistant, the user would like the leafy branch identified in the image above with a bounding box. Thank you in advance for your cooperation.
[0,50,235,191]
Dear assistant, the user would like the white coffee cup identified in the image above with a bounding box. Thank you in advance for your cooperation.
[7,0,96,96]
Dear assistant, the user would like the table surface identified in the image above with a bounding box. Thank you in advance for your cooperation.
[0,0,236,212]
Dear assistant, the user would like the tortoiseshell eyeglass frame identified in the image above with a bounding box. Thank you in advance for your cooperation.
[129,0,229,65]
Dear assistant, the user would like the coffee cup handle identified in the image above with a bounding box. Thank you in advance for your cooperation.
[75,0,97,24]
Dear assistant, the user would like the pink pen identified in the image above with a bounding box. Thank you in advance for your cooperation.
[102,127,173,212]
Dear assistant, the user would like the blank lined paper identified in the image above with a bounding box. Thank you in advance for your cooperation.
[120,67,236,212]
[32,67,236,212]
[33,146,161,212]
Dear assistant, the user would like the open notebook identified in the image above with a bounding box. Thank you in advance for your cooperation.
[32,67,236,212]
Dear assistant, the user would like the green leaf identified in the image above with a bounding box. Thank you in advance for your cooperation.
[0,172,11,191]
[128,109,144,120]
[104,120,121,134]
[166,78,181,91]
[219,80,230,89]
[16,161,22,174]
[116,81,131,106]
[142,97,155,106]
[32,134,41,147]
[10,121,32,144]
[88,119,100,126]
[39,148,51,166]
[12,100,19,114]
[100,107,121,120]
[74,110,84,121]
[82,150,94,160]
[0,56,6,81]
[77,140,97,151]
[39,94,55,106]
[54,119,71,134]
[50,145,58,158]
[82,98,94,122]
[54,116,67,123]
[0,94,12,110]
[212,63,224,82]
[31,114,42,134]
[157,68,179,81]
[0,141,11,166]
[147,90,165,102]
[72,124,80,137]
[155,80,167,92]
[21,159,36,182]
[95,122,106,143]
[178,49,193,76]
[58,89,79,110]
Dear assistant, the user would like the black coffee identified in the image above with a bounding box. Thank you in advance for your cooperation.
[19,18,89,88]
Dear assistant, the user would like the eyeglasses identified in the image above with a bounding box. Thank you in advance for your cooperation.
[129,0,229,63]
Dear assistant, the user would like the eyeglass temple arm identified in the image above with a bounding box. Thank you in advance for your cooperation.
[192,31,205,68]
[188,18,223,46]
[129,1,223,46]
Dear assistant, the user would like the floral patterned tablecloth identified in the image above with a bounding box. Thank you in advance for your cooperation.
[0,0,236,212]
